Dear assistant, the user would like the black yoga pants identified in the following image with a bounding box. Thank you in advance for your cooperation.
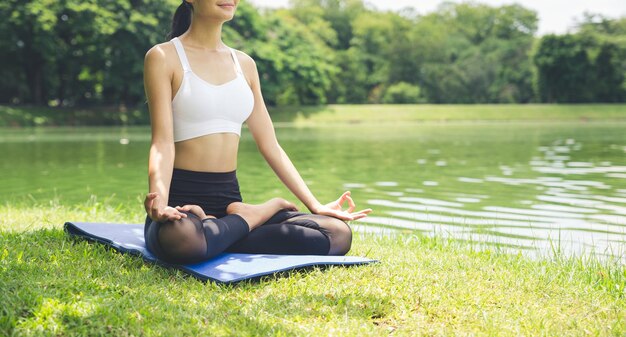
[144,168,352,264]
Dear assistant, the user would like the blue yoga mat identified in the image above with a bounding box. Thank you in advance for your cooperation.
[64,222,377,284]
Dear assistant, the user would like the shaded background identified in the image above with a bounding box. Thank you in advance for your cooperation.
[0,0,625,109]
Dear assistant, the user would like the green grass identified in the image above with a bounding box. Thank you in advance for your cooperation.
[270,104,626,124]
[2,200,625,336]
[3,103,626,127]
[0,105,147,127]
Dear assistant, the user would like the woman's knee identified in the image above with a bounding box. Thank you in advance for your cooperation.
[322,217,353,256]
[283,214,353,255]
[157,216,207,263]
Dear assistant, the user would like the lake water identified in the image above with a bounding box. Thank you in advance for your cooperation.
[2,122,625,259]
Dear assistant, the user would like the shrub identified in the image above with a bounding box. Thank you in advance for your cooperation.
[381,82,424,103]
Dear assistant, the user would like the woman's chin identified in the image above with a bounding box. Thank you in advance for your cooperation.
[217,5,236,18]
[213,11,236,21]
[203,13,235,22]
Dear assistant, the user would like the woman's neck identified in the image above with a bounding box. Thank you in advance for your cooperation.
[183,18,226,51]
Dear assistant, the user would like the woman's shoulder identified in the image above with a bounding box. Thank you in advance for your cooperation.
[144,40,177,68]
[231,48,254,66]
[230,48,257,74]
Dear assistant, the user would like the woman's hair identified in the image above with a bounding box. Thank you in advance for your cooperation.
[166,1,193,40]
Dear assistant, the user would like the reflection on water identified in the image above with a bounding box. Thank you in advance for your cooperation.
[356,133,626,260]
[1,123,625,260]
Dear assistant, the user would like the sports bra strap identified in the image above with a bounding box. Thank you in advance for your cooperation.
[229,48,243,75]
[171,37,191,73]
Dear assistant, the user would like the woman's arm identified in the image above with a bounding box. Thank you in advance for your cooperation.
[143,44,186,222]
[245,70,321,212]
[238,53,370,221]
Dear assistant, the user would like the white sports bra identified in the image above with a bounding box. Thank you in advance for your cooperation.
[170,37,254,142]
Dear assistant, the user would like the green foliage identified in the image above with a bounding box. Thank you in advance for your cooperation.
[415,3,538,103]
[289,0,370,103]
[225,4,338,106]
[260,11,338,105]
[535,34,626,102]
[534,34,595,103]
[533,15,626,103]
[381,82,423,104]
[1,0,625,108]
[593,42,626,102]
[0,0,179,106]
[290,0,365,50]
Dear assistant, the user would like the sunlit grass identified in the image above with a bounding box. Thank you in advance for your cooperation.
[3,103,626,127]
[2,200,625,336]
[271,103,626,125]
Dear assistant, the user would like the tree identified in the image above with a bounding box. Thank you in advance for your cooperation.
[593,43,626,102]
[534,34,595,103]
[0,0,177,106]
[409,3,538,103]
[226,4,338,105]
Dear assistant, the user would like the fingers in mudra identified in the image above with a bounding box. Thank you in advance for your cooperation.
[341,191,356,213]
[319,191,372,221]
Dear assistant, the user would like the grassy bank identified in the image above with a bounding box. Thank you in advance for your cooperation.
[271,104,626,124]
[1,201,625,336]
[3,104,626,127]
[0,105,147,127]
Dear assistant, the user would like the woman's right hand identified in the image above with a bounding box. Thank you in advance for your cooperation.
[175,204,214,220]
[144,192,187,222]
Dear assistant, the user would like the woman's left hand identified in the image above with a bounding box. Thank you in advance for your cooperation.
[312,191,372,221]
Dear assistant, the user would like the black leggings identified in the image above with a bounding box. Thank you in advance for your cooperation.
[144,168,352,264]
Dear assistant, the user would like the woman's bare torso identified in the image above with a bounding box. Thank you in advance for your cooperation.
[174,135,240,172]
[167,40,248,172]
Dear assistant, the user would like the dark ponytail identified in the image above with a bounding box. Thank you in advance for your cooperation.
[166,1,193,40]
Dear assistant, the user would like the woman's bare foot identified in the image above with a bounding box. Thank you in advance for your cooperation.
[226,198,298,231]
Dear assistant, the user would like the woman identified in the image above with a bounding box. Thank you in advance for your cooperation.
[143,0,371,264]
